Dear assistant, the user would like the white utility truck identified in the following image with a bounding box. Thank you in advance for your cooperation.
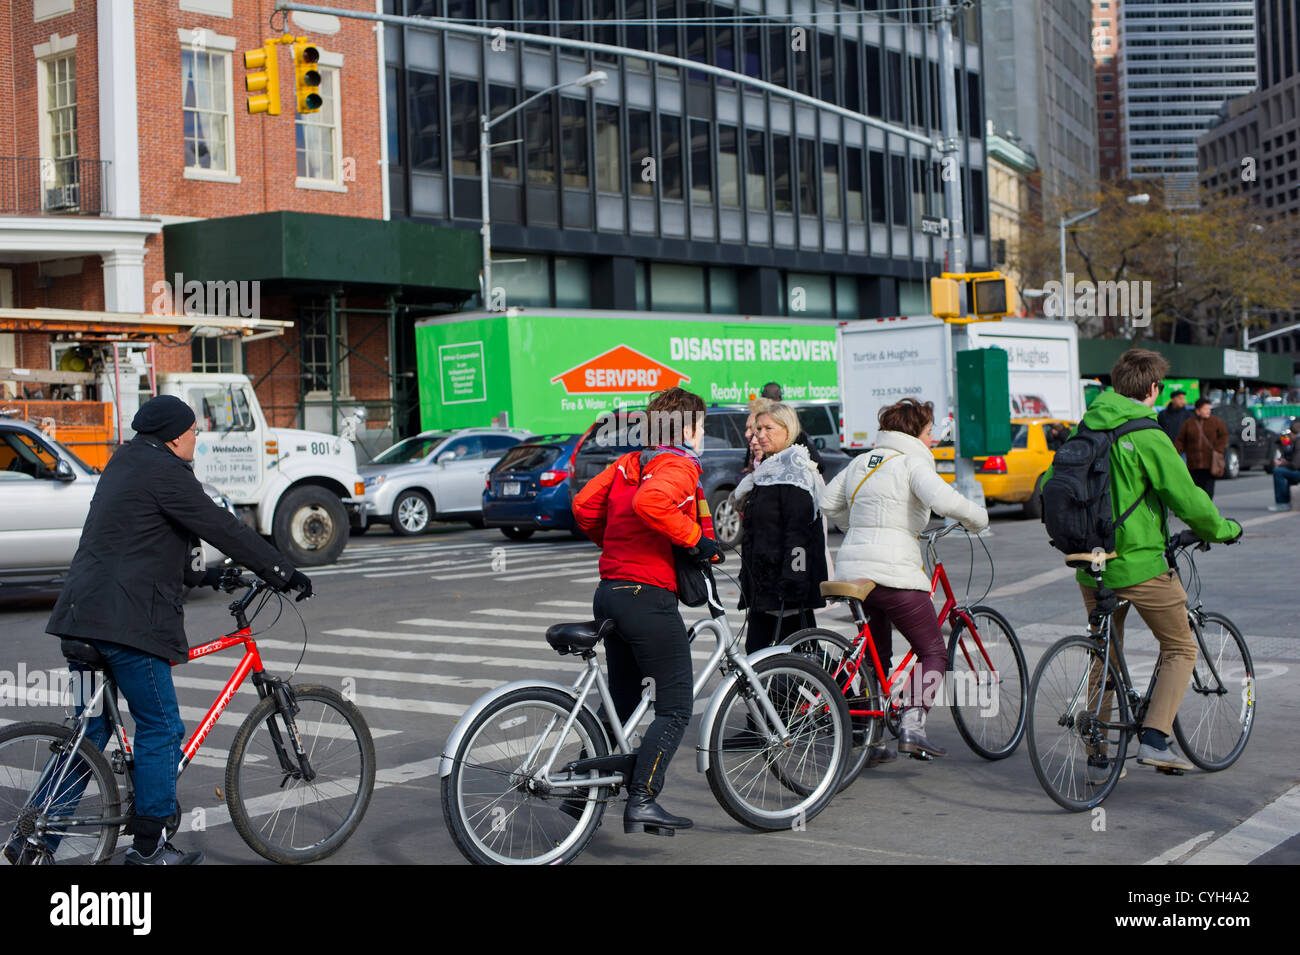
[838,317,1081,451]
[156,373,363,566]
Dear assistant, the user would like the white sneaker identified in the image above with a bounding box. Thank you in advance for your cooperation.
[1267,503,1292,512]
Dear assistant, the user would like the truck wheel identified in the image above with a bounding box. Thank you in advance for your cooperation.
[273,486,349,566]
[391,490,433,536]
[709,488,741,549]
[1223,446,1241,480]
[1022,475,1045,520]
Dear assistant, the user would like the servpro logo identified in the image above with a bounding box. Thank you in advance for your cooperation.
[550,345,690,395]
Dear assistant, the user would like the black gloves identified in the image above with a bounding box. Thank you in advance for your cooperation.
[286,570,314,601]
[689,536,724,564]
[200,566,226,591]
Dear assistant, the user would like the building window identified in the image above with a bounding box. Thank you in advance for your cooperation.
[797,138,818,216]
[822,142,840,219]
[554,256,590,307]
[890,154,906,226]
[869,149,886,223]
[628,108,653,196]
[596,103,620,192]
[746,129,767,210]
[489,85,521,180]
[709,268,739,313]
[525,90,555,184]
[40,53,79,207]
[690,118,712,203]
[650,263,705,311]
[659,114,683,199]
[183,48,232,173]
[560,97,588,188]
[449,79,480,176]
[299,305,348,394]
[296,69,341,184]
[718,123,740,207]
[773,133,792,212]
[408,70,442,171]
[768,26,787,87]
[845,146,864,222]
[495,254,550,306]
[787,272,832,317]
[192,337,240,374]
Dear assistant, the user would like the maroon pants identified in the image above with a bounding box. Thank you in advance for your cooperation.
[864,585,946,711]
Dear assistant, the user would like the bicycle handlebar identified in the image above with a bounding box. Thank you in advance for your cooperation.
[1169,529,1210,552]
[918,520,964,543]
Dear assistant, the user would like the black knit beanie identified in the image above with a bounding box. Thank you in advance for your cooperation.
[131,395,197,442]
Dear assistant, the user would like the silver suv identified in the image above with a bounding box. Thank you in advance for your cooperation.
[358,427,533,535]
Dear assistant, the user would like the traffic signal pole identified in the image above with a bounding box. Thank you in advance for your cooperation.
[934,0,983,506]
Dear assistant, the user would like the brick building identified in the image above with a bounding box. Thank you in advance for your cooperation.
[1,0,475,455]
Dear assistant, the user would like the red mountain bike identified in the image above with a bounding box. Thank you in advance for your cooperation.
[0,572,375,865]
[783,522,1027,790]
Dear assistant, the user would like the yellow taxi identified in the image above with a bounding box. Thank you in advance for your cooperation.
[932,417,1075,518]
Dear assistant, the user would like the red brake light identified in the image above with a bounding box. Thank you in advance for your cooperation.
[981,456,1008,474]
[539,469,570,487]
[484,478,491,490]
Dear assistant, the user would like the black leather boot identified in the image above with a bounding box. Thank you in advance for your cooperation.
[623,786,693,836]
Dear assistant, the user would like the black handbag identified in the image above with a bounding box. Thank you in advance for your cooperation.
[673,546,712,607]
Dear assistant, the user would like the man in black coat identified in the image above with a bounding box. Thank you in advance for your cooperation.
[1157,390,1193,443]
[42,395,311,865]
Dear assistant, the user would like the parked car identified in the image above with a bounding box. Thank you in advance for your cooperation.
[482,433,582,540]
[0,413,230,593]
[1211,403,1274,479]
[569,406,850,549]
[790,402,843,452]
[359,428,533,535]
[1262,415,1296,474]
[932,417,1075,519]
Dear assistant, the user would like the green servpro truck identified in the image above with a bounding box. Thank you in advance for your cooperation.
[414,308,842,434]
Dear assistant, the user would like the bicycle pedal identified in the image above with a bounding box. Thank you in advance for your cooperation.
[907,750,934,762]
[1154,766,1185,776]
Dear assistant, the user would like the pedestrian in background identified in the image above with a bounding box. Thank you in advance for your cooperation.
[1175,399,1228,499]
[1157,390,1193,443]
[742,396,774,472]
[1269,419,1300,512]
[762,382,782,400]
[734,403,827,654]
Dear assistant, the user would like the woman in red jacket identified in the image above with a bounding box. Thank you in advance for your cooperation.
[572,387,721,836]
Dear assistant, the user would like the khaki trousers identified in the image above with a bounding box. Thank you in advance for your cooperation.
[1078,570,1197,737]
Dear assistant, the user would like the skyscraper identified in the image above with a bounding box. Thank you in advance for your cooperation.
[1121,0,1257,207]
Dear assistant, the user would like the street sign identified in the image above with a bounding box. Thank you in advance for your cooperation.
[1223,349,1260,378]
[921,215,949,238]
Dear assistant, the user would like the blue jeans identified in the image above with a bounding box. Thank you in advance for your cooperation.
[1275,466,1300,504]
[73,641,186,824]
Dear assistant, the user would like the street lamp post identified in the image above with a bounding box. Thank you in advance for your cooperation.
[1057,193,1150,317]
[480,70,606,310]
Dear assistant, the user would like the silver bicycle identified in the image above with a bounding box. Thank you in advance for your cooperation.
[438,569,852,865]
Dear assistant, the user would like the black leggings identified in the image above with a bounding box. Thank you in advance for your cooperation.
[744,608,817,655]
[593,579,694,796]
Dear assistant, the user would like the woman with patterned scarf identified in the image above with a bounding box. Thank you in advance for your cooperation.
[734,402,828,654]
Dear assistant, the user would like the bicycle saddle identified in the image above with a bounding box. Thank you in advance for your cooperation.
[545,619,616,656]
[60,639,109,670]
[1064,552,1116,569]
[820,579,876,602]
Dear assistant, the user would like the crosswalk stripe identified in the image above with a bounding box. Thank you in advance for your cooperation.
[169,674,488,715]
[253,637,578,673]
[497,561,599,582]
[185,655,501,694]
[398,617,547,633]
[324,627,717,662]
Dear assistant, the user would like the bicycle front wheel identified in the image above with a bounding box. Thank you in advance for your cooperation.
[781,627,881,793]
[0,722,120,865]
[1027,637,1130,812]
[225,685,376,864]
[705,655,851,831]
[947,606,1028,760]
[441,687,609,865]
[1173,612,1255,771]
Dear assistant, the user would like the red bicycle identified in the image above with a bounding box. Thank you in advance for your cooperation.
[0,571,376,865]
[782,522,1027,790]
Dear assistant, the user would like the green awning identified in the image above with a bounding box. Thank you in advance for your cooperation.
[163,212,478,297]
[1079,338,1293,386]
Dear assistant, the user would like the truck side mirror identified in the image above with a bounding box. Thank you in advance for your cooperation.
[814,436,826,450]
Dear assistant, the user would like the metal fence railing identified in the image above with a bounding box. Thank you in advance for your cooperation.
[0,157,110,216]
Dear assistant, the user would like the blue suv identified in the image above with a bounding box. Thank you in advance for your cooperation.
[482,434,582,540]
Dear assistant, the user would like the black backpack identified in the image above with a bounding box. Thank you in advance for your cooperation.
[1041,419,1160,555]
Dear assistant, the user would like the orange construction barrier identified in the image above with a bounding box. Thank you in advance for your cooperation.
[0,401,115,470]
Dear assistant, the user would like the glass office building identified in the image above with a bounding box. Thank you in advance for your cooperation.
[383,0,990,319]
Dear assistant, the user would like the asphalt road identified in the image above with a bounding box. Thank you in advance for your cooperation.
[2,471,1296,866]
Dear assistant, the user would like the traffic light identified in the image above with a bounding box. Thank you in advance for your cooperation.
[970,276,1018,318]
[243,43,281,116]
[294,40,323,114]
[930,277,962,318]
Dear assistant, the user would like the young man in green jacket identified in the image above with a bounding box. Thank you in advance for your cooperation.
[1051,349,1242,775]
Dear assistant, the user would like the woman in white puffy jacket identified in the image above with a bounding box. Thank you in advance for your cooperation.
[820,398,988,760]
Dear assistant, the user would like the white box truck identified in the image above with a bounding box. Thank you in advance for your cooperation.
[838,317,1081,451]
